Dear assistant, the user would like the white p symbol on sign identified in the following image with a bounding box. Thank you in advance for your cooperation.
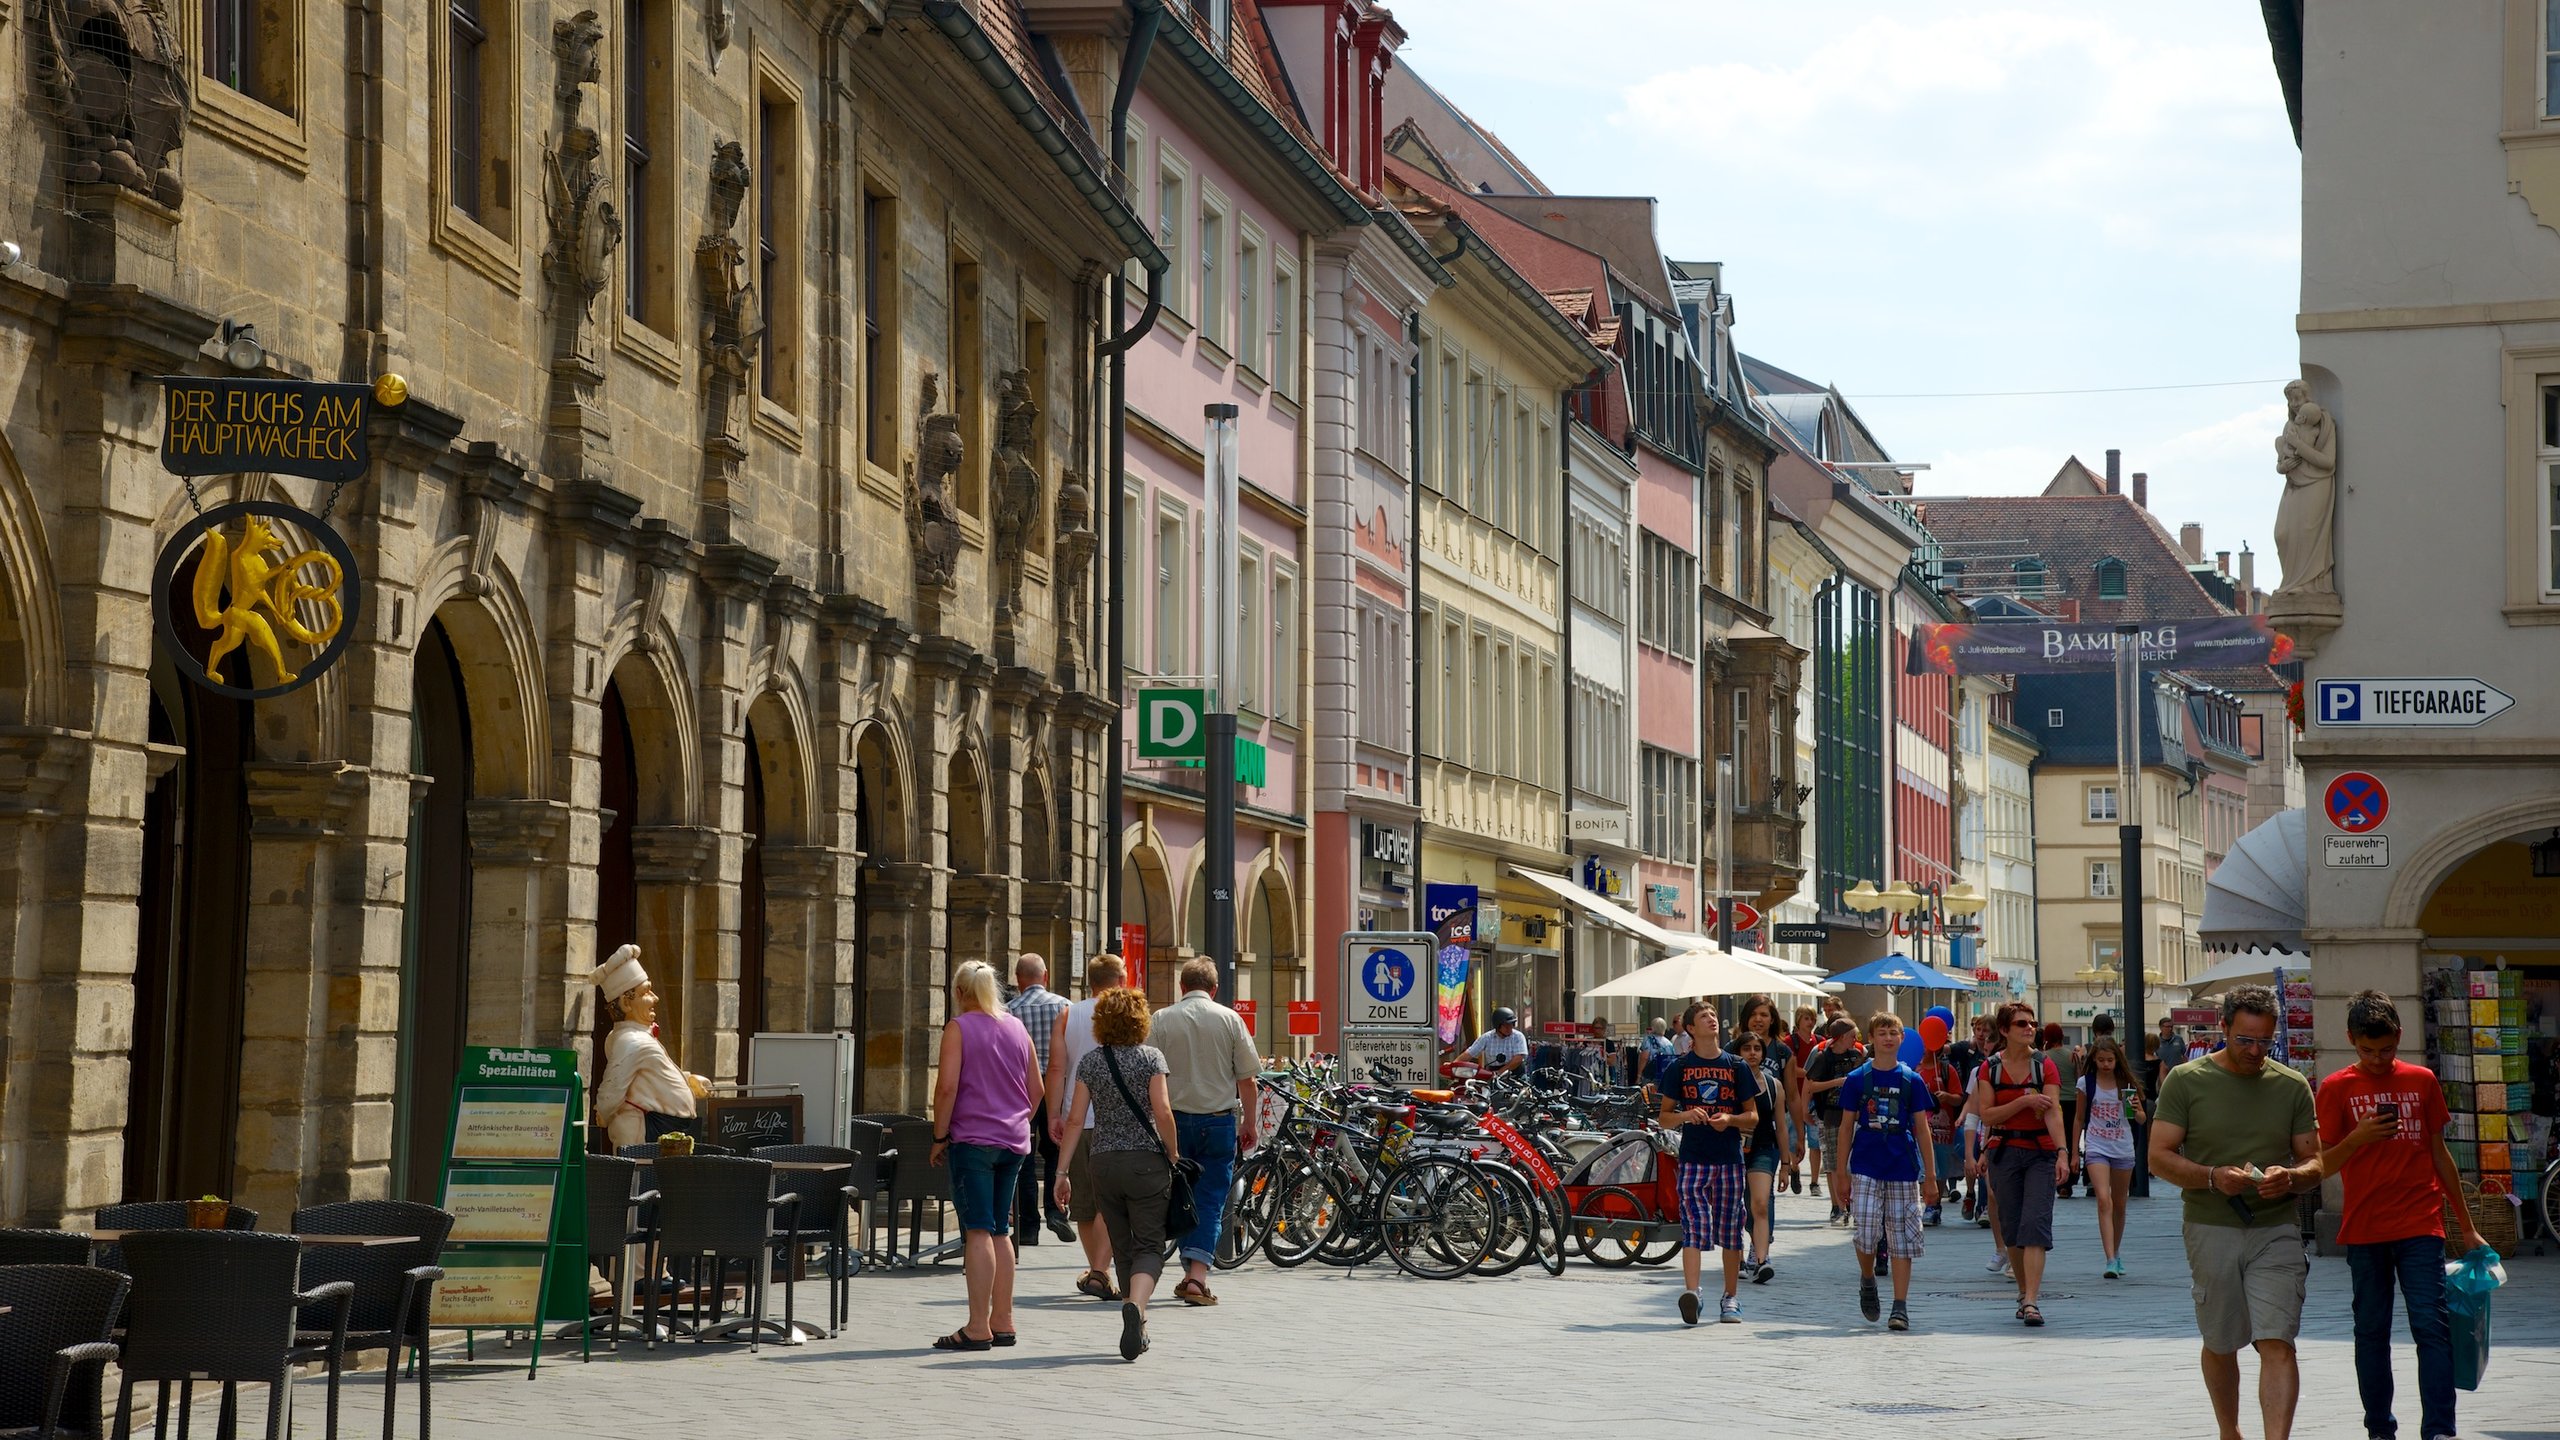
[2320,683,2358,724]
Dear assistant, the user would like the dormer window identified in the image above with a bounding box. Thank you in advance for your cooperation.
[2096,556,2128,600]
[2012,559,2045,597]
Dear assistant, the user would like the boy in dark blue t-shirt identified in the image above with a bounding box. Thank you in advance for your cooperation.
[1657,1003,1760,1327]
[1833,1013,1940,1332]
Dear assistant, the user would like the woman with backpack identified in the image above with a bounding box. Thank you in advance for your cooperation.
[2076,1035,2145,1278]
[1971,1001,2069,1326]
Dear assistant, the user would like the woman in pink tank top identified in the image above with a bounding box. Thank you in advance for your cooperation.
[930,959,1042,1349]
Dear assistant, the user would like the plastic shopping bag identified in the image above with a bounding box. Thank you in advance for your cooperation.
[2443,1246,2508,1391]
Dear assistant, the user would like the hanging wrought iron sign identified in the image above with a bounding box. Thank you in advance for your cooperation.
[150,375,403,699]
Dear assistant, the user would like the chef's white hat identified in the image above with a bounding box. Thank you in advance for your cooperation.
[593,944,648,1002]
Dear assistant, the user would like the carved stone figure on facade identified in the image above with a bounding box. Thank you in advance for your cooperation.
[706,0,735,71]
[990,369,1045,618]
[2272,378,2337,599]
[542,11,620,330]
[1055,467,1095,674]
[36,0,193,207]
[2265,377,2343,657]
[906,372,965,594]
[697,140,761,446]
[554,8,606,99]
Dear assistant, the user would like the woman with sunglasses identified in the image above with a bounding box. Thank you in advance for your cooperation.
[1971,1000,2069,1326]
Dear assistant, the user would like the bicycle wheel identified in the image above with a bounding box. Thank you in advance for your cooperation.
[1264,1168,1342,1268]
[1470,1163,1539,1277]
[1532,1181,1571,1276]
[1570,1183,1653,1268]
[2540,1157,2558,1249]
[1216,1153,1277,1270]
[1379,1156,1496,1280]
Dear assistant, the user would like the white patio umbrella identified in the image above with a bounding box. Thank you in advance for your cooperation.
[1584,946,1829,1000]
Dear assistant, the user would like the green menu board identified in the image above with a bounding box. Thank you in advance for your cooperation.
[428,1046,588,1375]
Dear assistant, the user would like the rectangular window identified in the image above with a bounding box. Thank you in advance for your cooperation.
[2544,382,2560,594]
[1531,417,1554,551]
[1537,657,1556,791]
[1492,638,1515,779]
[1731,689,1751,809]
[2547,0,2560,117]
[448,0,490,219]
[1272,258,1299,396]
[2089,860,2118,899]
[755,83,802,408]
[1638,532,1698,659]
[861,187,900,469]
[1156,502,1187,675]
[1440,617,1462,760]
[1467,373,1488,514]
[1238,544,1264,714]
[204,0,296,115]
[1121,483,1144,674]
[949,251,983,513]
[1439,352,1461,495]
[1157,148,1189,320]
[1238,226,1265,376]
[1487,394,1508,532]
[1415,602,1438,755]
[1272,563,1299,723]
[620,0,675,330]
[1199,193,1228,350]
[1640,746,1699,864]
[2086,785,2118,823]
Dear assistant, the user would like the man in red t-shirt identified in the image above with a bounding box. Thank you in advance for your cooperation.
[2315,990,2483,1440]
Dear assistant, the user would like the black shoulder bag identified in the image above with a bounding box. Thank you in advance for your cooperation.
[1101,1047,1202,1236]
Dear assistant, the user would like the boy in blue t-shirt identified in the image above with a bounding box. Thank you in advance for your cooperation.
[1657,1003,1761,1327]
[1832,1013,1940,1332]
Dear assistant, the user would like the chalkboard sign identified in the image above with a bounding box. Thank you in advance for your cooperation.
[705,1092,801,1152]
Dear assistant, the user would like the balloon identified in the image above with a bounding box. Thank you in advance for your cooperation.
[1920,1015,1950,1051]
[1925,1005,1955,1029]
[1898,1030,1924,1064]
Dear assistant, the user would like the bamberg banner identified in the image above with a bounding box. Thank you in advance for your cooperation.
[1904,615,2292,676]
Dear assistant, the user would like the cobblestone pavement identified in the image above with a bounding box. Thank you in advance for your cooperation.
[249,1184,2554,1440]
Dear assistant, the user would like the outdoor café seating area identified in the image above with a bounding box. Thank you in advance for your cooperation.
[0,1116,958,1440]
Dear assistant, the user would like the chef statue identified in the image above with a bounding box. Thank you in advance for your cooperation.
[591,944,710,1147]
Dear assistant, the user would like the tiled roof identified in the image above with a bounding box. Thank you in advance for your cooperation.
[1917,491,2283,692]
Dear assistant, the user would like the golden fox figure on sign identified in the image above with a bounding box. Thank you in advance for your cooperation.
[190,516,345,684]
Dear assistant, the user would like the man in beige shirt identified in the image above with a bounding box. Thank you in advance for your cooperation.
[1148,957,1262,1305]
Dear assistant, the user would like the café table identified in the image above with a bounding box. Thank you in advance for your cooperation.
[85,1230,422,1246]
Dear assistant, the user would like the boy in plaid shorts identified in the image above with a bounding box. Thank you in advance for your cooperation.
[1657,1002,1761,1326]
[1833,1013,1940,1332]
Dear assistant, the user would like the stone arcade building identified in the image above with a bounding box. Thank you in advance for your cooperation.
[0,0,1160,1225]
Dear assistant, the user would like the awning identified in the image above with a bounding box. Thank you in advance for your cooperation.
[2188,949,2306,992]
[2201,808,2306,953]
[1508,866,1703,952]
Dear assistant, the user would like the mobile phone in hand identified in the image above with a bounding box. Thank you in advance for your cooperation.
[2373,1101,2400,1125]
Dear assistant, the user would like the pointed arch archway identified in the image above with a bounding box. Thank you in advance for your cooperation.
[597,646,703,1069]
[743,690,818,1035]
[1242,854,1302,1053]
[1118,817,1176,1002]
[852,716,917,1108]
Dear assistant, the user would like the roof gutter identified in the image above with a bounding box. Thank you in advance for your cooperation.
[1130,0,1370,226]
[1372,205,1454,289]
[918,0,1168,274]
[1442,215,1608,373]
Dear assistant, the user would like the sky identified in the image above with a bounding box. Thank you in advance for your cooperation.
[1382,0,2301,573]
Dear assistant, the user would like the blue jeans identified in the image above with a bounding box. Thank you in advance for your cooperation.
[947,1143,1026,1235]
[2348,1234,2453,1440]
[1173,1111,1237,1266]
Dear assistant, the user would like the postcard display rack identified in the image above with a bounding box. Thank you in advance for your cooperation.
[2423,962,2543,1209]
[427,1045,591,1375]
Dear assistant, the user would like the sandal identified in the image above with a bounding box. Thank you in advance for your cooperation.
[2018,1302,2045,1328]
[1173,1277,1218,1307]
[931,1329,993,1351]
[1075,1270,1120,1301]
[992,1331,1016,1347]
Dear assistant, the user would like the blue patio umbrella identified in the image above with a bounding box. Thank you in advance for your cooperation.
[1825,953,1977,991]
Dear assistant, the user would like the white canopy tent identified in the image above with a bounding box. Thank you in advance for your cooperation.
[1508,865,1837,990]
[1583,947,1830,1000]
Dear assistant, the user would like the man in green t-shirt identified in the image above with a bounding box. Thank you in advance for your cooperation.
[2149,985,2321,1440]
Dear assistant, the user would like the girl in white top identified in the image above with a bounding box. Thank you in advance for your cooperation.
[2075,1036,2145,1278]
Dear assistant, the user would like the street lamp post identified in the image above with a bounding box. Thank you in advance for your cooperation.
[1841,878,1987,1022]
[1202,404,1241,998]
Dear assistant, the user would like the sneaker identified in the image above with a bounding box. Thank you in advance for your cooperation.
[1718,1294,1742,1323]
[1975,1211,1992,1229]
[1889,1299,1910,1332]
[1859,1278,1880,1322]
[1960,1197,1976,1221]
[1679,1290,1701,1327]
[2104,1257,2124,1279]
[1754,1261,1775,1285]
[1923,1205,1942,1227]
[1118,1301,1147,1361]
[1046,1213,1075,1243]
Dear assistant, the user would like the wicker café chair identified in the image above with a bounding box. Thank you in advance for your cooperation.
[750,1145,864,1336]
[643,1155,799,1352]
[0,1232,90,1269]
[557,1155,660,1350]
[0,1264,126,1440]
[113,1230,351,1440]
[290,1202,451,1440]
